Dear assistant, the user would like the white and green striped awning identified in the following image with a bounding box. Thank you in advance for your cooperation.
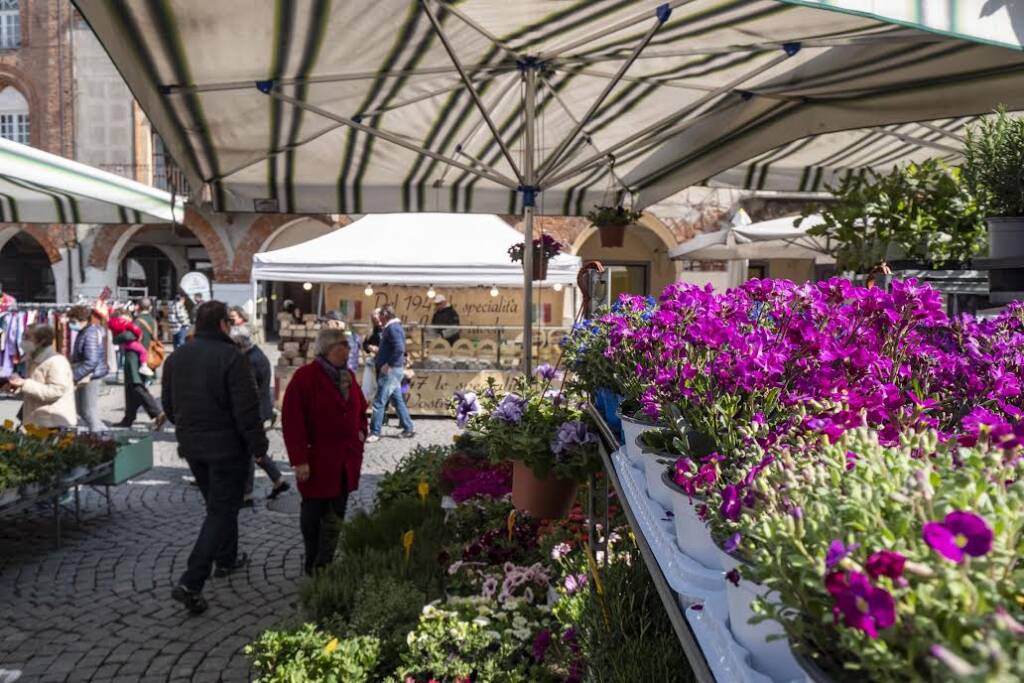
[707,115,978,192]
[72,0,1024,216]
[0,136,183,224]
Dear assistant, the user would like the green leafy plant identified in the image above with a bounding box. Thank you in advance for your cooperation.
[375,445,451,510]
[964,107,1024,217]
[586,205,643,227]
[804,159,986,272]
[246,624,380,683]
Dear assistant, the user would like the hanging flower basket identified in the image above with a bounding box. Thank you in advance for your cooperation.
[587,205,643,248]
[511,460,577,519]
[508,234,564,282]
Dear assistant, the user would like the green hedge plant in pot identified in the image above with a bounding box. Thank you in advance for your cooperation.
[963,107,1024,259]
[586,205,643,248]
[461,377,600,518]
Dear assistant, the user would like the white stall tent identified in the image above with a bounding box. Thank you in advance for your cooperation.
[252,213,581,287]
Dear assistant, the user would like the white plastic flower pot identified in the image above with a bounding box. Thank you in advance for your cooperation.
[726,573,804,682]
[642,455,676,511]
[619,410,658,466]
[668,487,726,570]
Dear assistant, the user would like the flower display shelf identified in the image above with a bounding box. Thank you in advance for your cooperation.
[590,403,810,683]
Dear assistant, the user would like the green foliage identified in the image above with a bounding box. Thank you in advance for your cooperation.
[344,575,429,675]
[964,107,1024,217]
[805,159,986,273]
[340,498,445,556]
[559,317,617,397]
[246,624,380,683]
[586,204,643,227]
[375,445,451,510]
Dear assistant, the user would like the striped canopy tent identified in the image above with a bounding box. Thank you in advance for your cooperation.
[72,0,1024,368]
[707,115,981,193]
[0,136,183,224]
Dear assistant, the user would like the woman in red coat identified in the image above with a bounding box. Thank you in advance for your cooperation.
[282,328,368,575]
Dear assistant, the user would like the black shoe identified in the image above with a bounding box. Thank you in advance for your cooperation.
[401,430,416,439]
[171,585,208,614]
[213,552,249,578]
[113,419,133,429]
[266,481,291,500]
[241,497,255,509]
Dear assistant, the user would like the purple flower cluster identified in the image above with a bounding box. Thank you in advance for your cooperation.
[453,390,480,428]
[492,393,527,424]
[551,420,597,457]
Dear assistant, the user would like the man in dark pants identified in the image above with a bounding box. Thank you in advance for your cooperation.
[162,301,268,614]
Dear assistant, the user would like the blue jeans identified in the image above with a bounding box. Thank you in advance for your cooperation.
[172,327,190,349]
[370,366,414,435]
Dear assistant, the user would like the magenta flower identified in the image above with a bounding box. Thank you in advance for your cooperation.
[922,511,993,563]
[865,550,906,581]
[825,570,896,639]
[719,485,742,521]
[722,532,741,554]
[531,628,552,662]
[825,539,859,568]
[564,573,588,595]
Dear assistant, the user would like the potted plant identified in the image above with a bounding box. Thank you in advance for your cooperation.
[963,108,1024,259]
[508,234,563,281]
[586,205,643,248]
[457,377,600,518]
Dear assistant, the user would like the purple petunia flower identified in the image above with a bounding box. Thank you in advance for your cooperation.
[564,573,588,595]
[532,628,552,662]
[865,550,906,580]
[722,532,742,554]
[453,390,480,428]
[719,485,742,521]
[534,363,560,381]
[825,539,859,569]
[922,510,993,563]
[551,420,597,455]
[825,570,896,639]
[492,393,526,424]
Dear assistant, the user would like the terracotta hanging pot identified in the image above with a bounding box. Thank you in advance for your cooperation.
[511,460,577,519]
[597,223,627,248]
[530,244,548,281]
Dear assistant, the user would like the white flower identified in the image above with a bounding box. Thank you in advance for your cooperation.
[512,628,531,641]
[523,587,535,603]
[551,542,572,560]
[472,616,491,627]
[512,615,528,629]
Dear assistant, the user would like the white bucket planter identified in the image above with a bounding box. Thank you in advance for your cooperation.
[642,455,676,511]
[666,482,725,571]
[726,571,803,682]
[987,216,1024,259]
[619,409,658,466]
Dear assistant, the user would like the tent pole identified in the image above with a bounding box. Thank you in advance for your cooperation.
[522,63,537,377]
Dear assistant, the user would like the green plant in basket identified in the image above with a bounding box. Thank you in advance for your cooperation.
[585,205,643,227]
[246,624,380,683]
[464,376,600,482]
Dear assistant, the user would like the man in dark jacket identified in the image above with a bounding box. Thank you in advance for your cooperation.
[367,304,415,442]
[429,295,461,344]
[162,301,268,614]
[69,305,109,432]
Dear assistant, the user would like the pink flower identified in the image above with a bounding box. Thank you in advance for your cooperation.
[922,511,993,563]
[865,550,906,581]
[825,570,896,639]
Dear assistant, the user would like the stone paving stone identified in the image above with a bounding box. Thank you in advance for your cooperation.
[0,371,456,681]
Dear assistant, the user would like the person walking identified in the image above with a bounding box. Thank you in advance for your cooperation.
[162,301,269,614]
[112,307,165,430]
[5,324,76,428]
[68,304,109,432]
[230,324,290,503]
[282,328,367,575]
[168,291,192,350]
[367,304,414,442]
[430,294,461,344]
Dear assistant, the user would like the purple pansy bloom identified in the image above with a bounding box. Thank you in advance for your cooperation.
[453,390,480,428]
[492,393,526,424]
[722,532,742,554]
[922,510,993,563]
[825,570,896,639]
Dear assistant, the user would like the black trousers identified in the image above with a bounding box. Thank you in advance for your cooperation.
[300,487,349,576]
[179,456,248,592]
[124,381,161,422]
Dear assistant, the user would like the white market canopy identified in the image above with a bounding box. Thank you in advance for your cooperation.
[670,213,830,261]
[74,0,1024,216]
[252,213,581,286]
[0,136,183,224]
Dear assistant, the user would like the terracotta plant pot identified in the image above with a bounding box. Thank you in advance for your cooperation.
[597,223,626,247]
[511,460,576,519]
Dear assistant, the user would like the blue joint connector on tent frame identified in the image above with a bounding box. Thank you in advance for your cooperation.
[738,90,754,101]
[516,56,546,72]
[519,186,539,208]
[157,84,172,95]
[782,42,801,56]
[352,114,364,125]
[255,79,276,94]
[656,4,672,23]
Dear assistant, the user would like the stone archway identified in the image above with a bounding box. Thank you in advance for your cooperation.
[571,212,681,297]
[0,229,60,301]
[567,212,678,256]
[0,66,42,149]
[0,224,63,264]
[228,213,341,281]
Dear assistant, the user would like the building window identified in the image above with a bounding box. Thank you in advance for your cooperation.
[0,0,19,49]
[0,86,29,144]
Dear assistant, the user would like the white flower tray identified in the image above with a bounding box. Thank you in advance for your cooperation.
[611,447,810,683]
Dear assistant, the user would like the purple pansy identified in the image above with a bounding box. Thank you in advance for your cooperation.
[922,510,993,563]
[722,532,742,554]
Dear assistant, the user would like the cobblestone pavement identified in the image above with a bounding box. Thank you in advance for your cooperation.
[0,362,457,683]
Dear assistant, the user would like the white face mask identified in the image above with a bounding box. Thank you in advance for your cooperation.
[21,340,36,354]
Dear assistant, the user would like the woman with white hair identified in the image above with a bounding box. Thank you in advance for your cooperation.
[281,327,368,575]
[230,324,290,503]
[6,323,76,427]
